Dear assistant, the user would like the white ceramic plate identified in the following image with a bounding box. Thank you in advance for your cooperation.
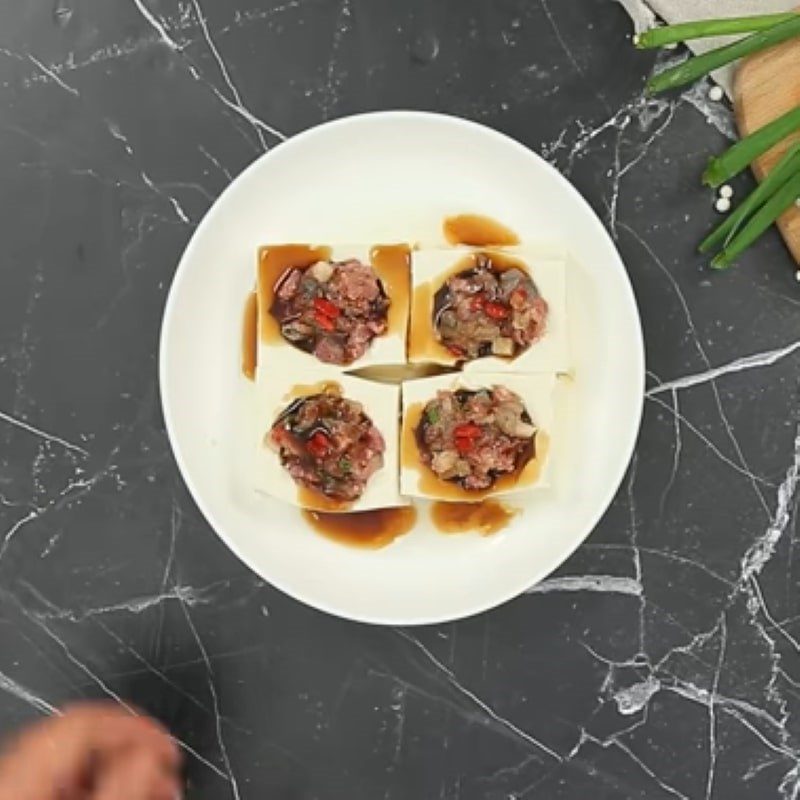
[160,112,644,625]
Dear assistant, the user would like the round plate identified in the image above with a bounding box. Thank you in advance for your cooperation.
[160,111,644,625]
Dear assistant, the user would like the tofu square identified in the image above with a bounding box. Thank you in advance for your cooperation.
[401,371,555,502]
[256,243,410,377]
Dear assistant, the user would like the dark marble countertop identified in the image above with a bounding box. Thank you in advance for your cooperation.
[2,1,800,798]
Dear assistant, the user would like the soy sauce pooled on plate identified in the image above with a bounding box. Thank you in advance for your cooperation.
[431,500,519,536]
[443,214,520,247]
[302,506,418,549]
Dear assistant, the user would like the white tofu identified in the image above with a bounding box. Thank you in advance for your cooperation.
[408,247,569,374]
[256,243,410,379]
[254,367,406,513]
[401,372,555,502]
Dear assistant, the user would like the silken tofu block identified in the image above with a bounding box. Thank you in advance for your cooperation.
[254,367,407,513]
[256,243,410,377]
[408,247,569,374]
[401,371,556,503]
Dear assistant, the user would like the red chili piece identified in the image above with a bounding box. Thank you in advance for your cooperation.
[313,297,340,331]
[314,297,340,318]
[455,438,473,454]
[454,423,481,439]
[484,301,509,320]
[454,423,481,453]
[307,431,330,458]
[470,295,485,311]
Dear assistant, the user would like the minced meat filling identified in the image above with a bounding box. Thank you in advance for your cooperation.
[433,256,548,361]
[268,392,386,502]
[416,387,536,491]
[270,259,390,366]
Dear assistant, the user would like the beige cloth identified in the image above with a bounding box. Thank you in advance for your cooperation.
[617,0,796,95]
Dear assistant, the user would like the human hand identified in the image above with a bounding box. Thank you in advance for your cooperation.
[0,703,182,800]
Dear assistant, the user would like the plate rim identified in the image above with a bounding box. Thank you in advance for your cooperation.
[159,110,646,625]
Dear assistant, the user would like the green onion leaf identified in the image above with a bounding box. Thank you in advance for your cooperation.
[703,105,800,188]
[647,15,800,94]
[700,143,800,254]
[711,171,800,269]
[636,13,797,50]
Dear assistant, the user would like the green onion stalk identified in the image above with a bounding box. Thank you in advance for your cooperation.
[647,15,800,94]
[703,106,800,188]
[700,143,800,254]
[635,13,798,49]
[712,171,800,269]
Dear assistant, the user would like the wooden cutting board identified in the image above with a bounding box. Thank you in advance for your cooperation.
[734,34,800,265]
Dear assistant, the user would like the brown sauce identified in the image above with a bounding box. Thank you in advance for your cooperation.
[241,291,258,381]
[408,250,533,365]
[443,215,520,247]
[302,505,418,549]
[370,244,411,339]
[431,500,519,536]
[257,244,332,345]
[409,280,453,365]
[283,380,342,401]
[401,401,549,502]
[296,485,353,513]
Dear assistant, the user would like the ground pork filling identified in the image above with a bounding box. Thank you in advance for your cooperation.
[270,259,390,366]
[433,256,548,361]
[416,386,537,491]
[268,392,386,502]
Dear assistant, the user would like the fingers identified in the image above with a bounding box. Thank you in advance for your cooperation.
[92,748,182,800]
[57,703,181,769]
[0,703,181,800]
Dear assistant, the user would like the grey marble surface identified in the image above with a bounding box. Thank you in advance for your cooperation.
[1,1,800,798]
